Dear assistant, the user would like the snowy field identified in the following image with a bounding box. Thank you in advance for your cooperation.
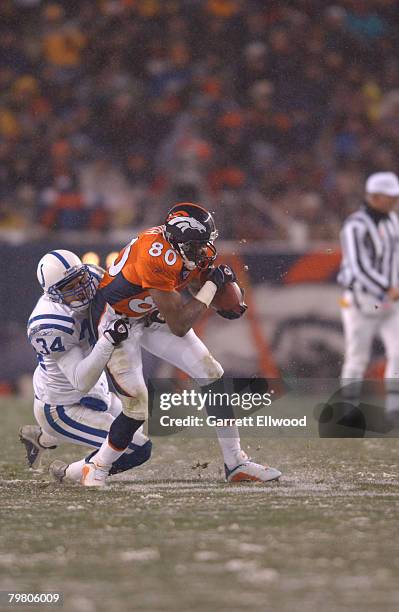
[1,399,398,612]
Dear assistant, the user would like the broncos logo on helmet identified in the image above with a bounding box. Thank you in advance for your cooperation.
[167,216,207,234]
[164,203,218,271]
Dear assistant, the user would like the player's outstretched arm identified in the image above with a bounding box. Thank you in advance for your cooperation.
[53,319,129,393]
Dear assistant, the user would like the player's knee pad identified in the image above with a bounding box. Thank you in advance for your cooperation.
[195,354,224,384]
[107,363,148,420]
[109,440,152,475]
[211,358,224,381]
[121,390,148,421]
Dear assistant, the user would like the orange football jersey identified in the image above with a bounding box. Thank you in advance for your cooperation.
[96,226,201,319]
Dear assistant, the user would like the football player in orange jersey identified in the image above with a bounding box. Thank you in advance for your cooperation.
[67,203,281,486]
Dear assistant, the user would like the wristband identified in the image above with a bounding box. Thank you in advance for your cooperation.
[195,280,217,308]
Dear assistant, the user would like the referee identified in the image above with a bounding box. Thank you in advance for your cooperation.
[338,171,399,423]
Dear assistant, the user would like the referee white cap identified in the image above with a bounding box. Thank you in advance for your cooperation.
[366,172,399,196]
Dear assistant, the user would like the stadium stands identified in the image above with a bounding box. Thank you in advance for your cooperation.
[1,0,398,242]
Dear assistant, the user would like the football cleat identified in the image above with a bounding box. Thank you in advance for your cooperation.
[19,425,56,468]
[80,461,109,487]
[49,460,68,483]
[225,460,281,483]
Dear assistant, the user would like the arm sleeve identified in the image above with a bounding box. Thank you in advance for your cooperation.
[54,336,114,393]
[341,222,389,296]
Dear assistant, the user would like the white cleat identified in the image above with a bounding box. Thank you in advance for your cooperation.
[80,462,109,487]
[49,460,68,483]
[19,425,56,468]
[225,460,281,483]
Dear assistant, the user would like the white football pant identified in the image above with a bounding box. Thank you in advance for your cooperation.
[341,296,399,413]
[99,310,224,420]
[33,393,148,451]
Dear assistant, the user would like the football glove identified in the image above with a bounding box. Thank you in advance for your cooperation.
[207,264,237,289]
[144,310,166,327]
[103,318,129,346]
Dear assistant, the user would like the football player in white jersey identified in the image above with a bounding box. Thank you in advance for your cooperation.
[20,249,152,483]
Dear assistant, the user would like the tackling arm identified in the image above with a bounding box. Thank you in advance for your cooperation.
[54,336,115,393]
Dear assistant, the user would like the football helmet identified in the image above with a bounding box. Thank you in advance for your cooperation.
[36,250,96,311]
[164,203,218,270]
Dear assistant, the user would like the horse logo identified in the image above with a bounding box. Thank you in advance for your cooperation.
[168,216,207,233]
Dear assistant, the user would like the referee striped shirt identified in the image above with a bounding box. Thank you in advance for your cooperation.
[338,204,399,301]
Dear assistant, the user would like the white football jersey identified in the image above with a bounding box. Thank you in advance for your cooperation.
[27,295,111,408]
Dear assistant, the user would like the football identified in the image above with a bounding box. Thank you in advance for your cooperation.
[211,281,246,314]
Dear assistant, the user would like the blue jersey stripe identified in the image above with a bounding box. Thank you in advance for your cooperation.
[50,251,71,269]
[28,323,74,337]
[28,314,75,325]
[44,404,102,447]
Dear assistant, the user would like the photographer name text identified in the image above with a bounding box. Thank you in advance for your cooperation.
[159,415,307,428]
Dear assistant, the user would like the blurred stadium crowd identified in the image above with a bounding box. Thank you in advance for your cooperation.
[1,0,399,242]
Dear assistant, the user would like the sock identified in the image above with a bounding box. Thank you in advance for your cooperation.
[93,413,144,468]
[214,424,244,469]
[38,430,58,449]
[201,377,243,469]
[92,436,124,468]
[65,458,86,482]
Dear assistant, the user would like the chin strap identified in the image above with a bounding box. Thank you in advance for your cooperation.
[177,244,196,270]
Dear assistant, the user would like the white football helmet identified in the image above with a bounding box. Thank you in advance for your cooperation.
[37,250,97,311]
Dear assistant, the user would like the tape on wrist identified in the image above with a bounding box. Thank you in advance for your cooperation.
[195,280,217,308]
